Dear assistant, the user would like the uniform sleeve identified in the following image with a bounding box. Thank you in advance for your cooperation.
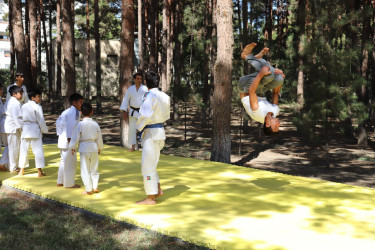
[23,86,29,103]
[9,101,22,129]
[119,91,130,111]
[66,110,78,139]
[136,94,156,131]
[6,86,10,103]
[36,105,48,133]
[96,125,104,150]
[68,123,81,149]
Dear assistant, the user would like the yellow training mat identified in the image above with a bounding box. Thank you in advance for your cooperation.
[1,144,375,249]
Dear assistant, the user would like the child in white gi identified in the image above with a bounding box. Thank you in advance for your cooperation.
[6,72,29,104]
[18,89,48,177]
[136,70,170,205]
[4,85,23,172]
[0,84,8,171]
[56,93,84,188]
[119,72,148,151]
[69,103,104,195]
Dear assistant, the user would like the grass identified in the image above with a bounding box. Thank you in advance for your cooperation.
[0,187,207,250]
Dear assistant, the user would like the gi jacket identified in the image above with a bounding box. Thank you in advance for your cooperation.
[119,84,148,118]
[21,101,48,139]
[0,99,5,133]
[137,88,170,140]
[56,106,81,149]
[68,118,104,153]
[4,96,22,134]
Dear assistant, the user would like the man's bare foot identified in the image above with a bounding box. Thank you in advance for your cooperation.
[57,183,63,187]
[82,191,93,195]
[241,42,257,59]
[38,171,46,177]
[10,168,20,173]
[255,47,270,59]
[65,184,81,188]
[93,189,100,193]
[136,198,156,205]
[156,184,163,198]
[18,168,25,176]
[0,164,7,172]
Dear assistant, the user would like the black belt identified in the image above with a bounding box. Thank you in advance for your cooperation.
[130,106,140,116]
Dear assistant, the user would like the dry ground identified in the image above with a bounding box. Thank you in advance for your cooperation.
[42,99,375,189]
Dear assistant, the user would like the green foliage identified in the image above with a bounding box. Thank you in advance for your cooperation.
[0,68,11,87]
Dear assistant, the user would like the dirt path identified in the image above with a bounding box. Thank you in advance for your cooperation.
[43,100,375,189]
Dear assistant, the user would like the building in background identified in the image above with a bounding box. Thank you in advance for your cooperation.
[0,1,10,69]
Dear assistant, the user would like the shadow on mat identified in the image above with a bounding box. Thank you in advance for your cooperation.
[250,178,290,192]
[158,185,190,203]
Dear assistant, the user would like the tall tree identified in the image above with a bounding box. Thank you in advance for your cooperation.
[39,0,52,98]
[56,0,62,97]
[9,0,15,84]
[161,0,171,92]
[119,0,135,148]
[28,0,38,88]
[137,0,144,72]
[94,0,102,113]
[296,0,306,109]
[148,0,157,71]
[62,0,76,107]
[210,0,233,163]
[85,0,91,99]
[11,0,32,89]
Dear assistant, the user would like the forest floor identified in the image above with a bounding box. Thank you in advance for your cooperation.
[43,98,375,189]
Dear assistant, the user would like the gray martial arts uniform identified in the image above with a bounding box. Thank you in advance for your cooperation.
[238,55,284,96]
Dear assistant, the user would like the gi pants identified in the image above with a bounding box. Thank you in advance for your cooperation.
[238,55,284,96]
[19,138,45,169]
[80,152,99,192]
[141,130,164,195]
[57,148,77,187]
[0,133,9,168]
[128,116,138,146]
[7,130,21,171]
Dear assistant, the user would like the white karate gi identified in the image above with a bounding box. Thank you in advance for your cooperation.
[136,88,170,195]
[119,84,148,146]
[4,97,22,171]
[6,83,29,104]
[19,101,48,169]
[69,118,104,192]
[0,99,8,168]
[56,106,80,187]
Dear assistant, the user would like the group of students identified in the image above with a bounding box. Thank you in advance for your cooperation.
[0,70,170,205]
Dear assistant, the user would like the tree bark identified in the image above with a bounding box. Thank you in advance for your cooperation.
[62,0,76,107]
[161,0,170,92]
[148,0,157,71]
[137,0,144,72]
[172,1,182,122]
[85,0,91,100]
[56,0,62,97]
[28,0,38,88]
[11,0,32,89]
[119,0,135,148]
[265,0,273,47]
[94,0,102,113]
[210,0,233,163]
[296,0,306,109]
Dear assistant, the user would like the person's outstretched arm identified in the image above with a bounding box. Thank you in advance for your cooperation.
[249,66,271,111]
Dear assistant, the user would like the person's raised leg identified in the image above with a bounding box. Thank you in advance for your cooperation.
[241,42,257,59]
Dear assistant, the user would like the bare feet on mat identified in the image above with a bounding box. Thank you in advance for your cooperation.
[82,191,93,195]
[10,168,20,173]
[18,168,25,176]
[136,198,156,205]
[66,184,81,188]
[38,171,46,177]
[56,183,63,187]
[127,145,136,152]
[0,165,7,171]
[93,189,100,193]
[156,185,163,198]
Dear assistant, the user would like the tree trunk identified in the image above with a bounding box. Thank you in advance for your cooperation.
[265,0,273,47]
[37,3,42,87]
[167,0,173,94]
[137,0,144,72]
[148,0,157,71]
[296,0,306,109]
[94,0,102,113]
[161,0,170,92]
[49,0,53,96]
[9,1,15,84]
[11,0,32,89]
[172,1,182,122]
[28,0,38,89]
[372,0,375,131]
[25,0,30,68]
[119,0,135,148]
[62,0,76,107]
[39,0,52,99]
[210,0,233,163]
[56,0,62,97]
[85,0,91,100]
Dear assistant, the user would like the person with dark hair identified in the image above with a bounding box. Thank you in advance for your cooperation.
[69,103,104,195]
[238,43,284,135]
[0,84,9,171]
[4,85,23,172]
[6,72,29,104]
[135,70,170,205]
[119,72,148,151]
[18,89,48,177]
[56,93,84,188]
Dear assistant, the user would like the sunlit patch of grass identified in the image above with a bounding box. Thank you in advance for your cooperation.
[0,188,207,249]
